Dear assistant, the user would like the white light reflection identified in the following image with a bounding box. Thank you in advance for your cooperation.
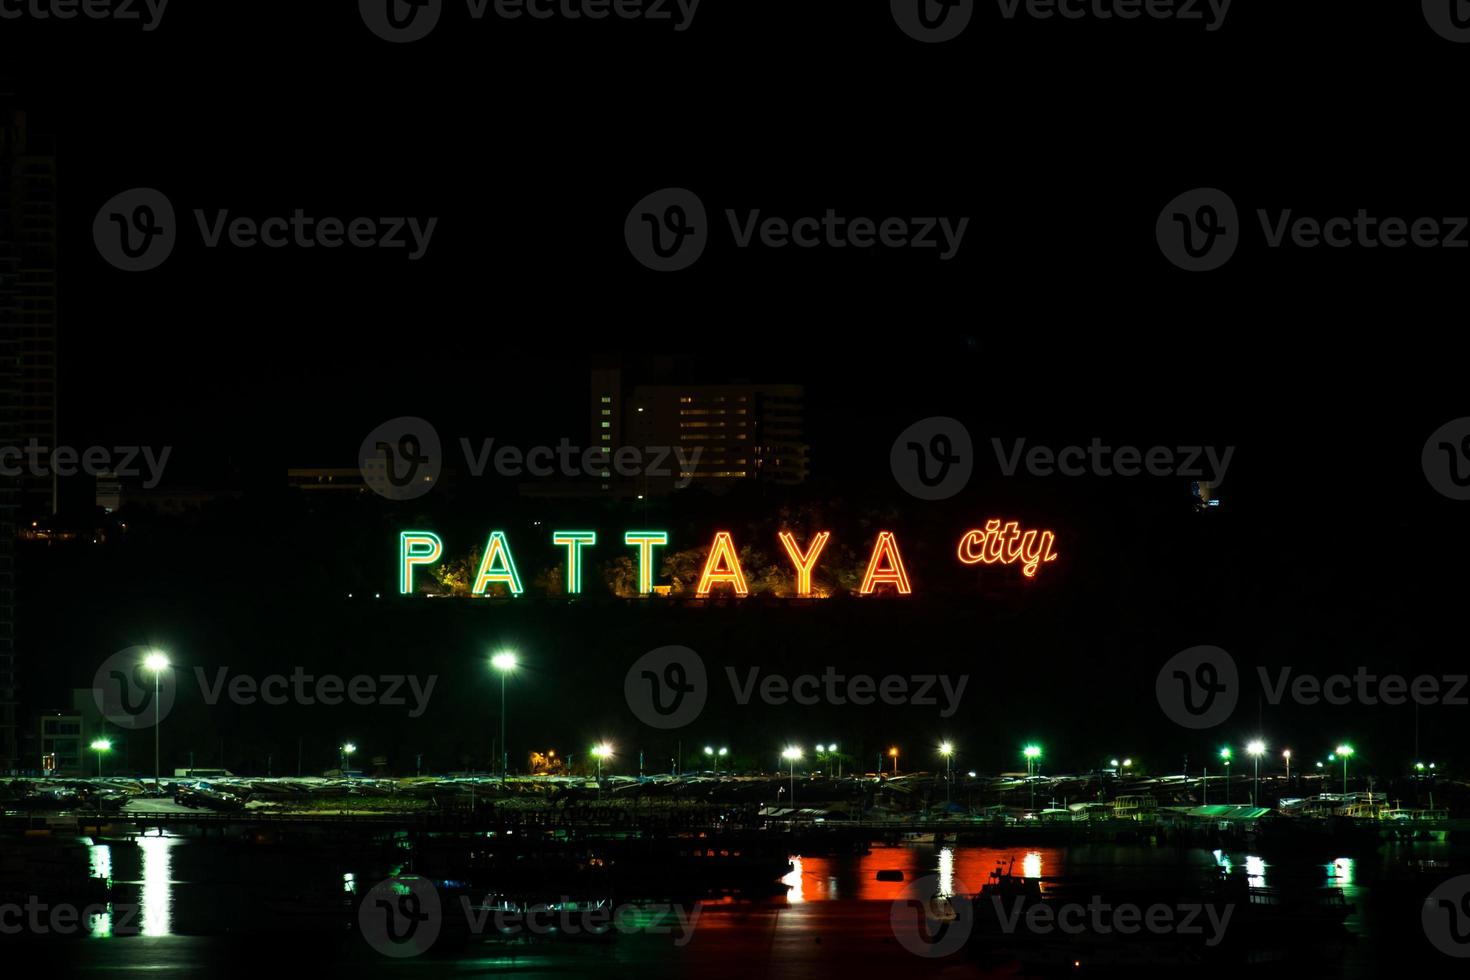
[139,835,179,936]
[1330,857,1355,886]
[937,847,954,898]
[1245,855,1267,888]
[87,844,113,938]
[782,856,804,904]
[1022,851,1043,881]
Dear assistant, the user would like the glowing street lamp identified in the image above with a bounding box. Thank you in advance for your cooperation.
[1247,740,1266,805]
[1335,744,1354,794]
[889,746,899,776]
[340,742,356,773]
[826,744,840,779]
[143,651,170,790]
[491,651,518,780]
[939,741,954,805]
[591,742,611,797]
[1023,745,1042,811]
[1219,747,1232,805]
[1282,749,1292,783]
[782,746,803,811]
[90,738,112,778]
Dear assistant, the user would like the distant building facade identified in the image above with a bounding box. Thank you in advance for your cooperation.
[1,106,59,772]
[582,369,809,497]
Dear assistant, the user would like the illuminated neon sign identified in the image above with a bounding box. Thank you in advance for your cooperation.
[397,523,1058,597]
[859,530,912,595]
[778,530,830,597]
[696,532,749,596]
[623,530,668,595]
[399,531,443,594]
[956,520,1058,578]
[473,530,524,596]
[552,531,597,594]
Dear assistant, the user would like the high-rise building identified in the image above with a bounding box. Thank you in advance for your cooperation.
[1,105,59,771]
[628,384,809,491]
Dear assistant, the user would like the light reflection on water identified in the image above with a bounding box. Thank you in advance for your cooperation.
[937,845,954,897]
[138,835,178,937]
[87,844,113,938]
[781,855,804,903]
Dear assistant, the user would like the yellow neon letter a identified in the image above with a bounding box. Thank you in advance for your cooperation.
[473,531,524,596]
[697,531,749,596]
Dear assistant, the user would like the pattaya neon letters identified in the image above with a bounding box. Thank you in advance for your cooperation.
[858,530,912,595]
[473,530,524,596]
[696,531,749,596]
[552,531,597,594]
[398,521,1058,597]
[956,519,1058,578]
[623,531,668,596]
[399,531,443,594]
[778,530,830,597]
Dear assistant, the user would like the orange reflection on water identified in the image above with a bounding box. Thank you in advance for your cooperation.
[787,845,1066,902]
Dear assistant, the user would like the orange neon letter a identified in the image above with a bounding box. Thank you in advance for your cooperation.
[696,532,749,596]
[859,531,912,595]
[778,531,830,596]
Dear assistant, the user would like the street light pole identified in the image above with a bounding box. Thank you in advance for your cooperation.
[781,747,802,817]
[143,651,169,790]
[1247,741,1265,807]
[491,652,518,781]
[1336,744,1354,794]
[939,742,954,807]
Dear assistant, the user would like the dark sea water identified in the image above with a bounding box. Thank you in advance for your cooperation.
[7,837,1462,978]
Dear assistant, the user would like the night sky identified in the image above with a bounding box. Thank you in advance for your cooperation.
[5,2,1468,780]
